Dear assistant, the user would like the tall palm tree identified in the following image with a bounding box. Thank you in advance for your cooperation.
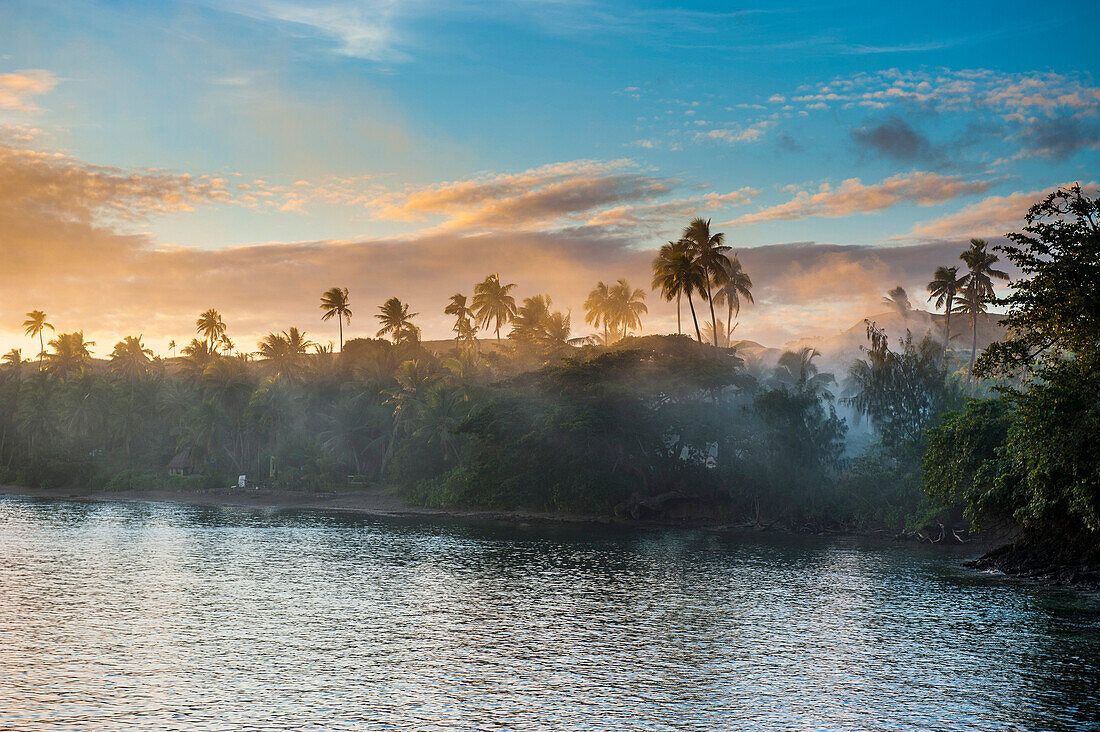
[472,274,517,343]
[605,279,647,339]
[444,293,474,344]
[375,297,420,344]
[927,265,965,363]
[46,331,95,380]
[168,339,177,358]
[652,240,706,342]
[882,286,912,319]
[680,218,731,352]
[218,334,235,356]
[319,287,352,352]
[953,281,989,377]
[196,308,226,349]
[715,255,753,345]
[22,310,53,371]
[584,281,611,342]
[959,238,1009,373]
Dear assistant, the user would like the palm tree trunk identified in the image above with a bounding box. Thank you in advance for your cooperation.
[942,297,952,364]
[676,292,682,335]
[687,293,702,343]
[38,332,44,371]
[726,302,733,346]
[704,278,719,354]
[970,313,977,376]
[338,317,343,352]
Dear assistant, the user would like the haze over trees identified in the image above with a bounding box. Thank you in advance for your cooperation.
[11,187,1095,579]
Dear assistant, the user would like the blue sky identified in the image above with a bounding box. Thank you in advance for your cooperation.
[0,0,1097,349]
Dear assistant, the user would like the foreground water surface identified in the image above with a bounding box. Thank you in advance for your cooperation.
[1,496,1098,731]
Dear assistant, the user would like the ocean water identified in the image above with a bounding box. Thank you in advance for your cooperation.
[1,496,1098,731]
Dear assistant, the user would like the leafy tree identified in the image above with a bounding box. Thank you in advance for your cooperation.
[770,347,835,399]
[110,335,154,382]
[319,287,353,352]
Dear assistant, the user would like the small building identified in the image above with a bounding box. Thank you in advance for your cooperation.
[167,448,192,477]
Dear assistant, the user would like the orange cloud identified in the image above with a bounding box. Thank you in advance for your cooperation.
[0,139,1010,357]
[0,70,57,112]
[722,172,991,227]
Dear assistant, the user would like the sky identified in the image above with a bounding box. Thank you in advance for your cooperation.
[1,0,1098,355]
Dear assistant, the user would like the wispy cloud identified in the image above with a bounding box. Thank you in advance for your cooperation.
[0,70,57,112]
[722,172,991,227]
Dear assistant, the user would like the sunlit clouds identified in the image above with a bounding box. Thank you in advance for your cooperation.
[0,70,56,112]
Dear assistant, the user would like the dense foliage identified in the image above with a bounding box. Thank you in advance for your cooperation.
[923,185,1100,543]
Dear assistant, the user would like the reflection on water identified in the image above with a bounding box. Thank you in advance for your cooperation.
[1,496,1098,731]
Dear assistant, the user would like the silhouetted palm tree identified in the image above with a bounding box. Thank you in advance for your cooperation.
[168,339,177,358]
[605,279,647,339]
[258,327,316,380]
[110,335,154,382]
[444,293,474,344]
[196,309,226,349]
[680,218,731,352]
[584,281,611,342]
[2,348,22,372]
[652,240,706,342]
[47,332,95,380]
[959,239,1009,373]
[180,339,216,378]
[23,310,53,371]
[953,281,989,376]
[472,274,517,342]
[376,297,420,344]
[927,265,965,363]
[882,286,912,318]
[320,287,352,352]
[715,256,753,345]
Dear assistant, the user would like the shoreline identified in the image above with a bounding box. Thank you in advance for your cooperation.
[0,483,985,544]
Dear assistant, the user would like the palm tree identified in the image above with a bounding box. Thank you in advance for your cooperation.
[22,310,53,371]
[771,347,836,399]
[319,287,352,352]
[604,279,647,339]
[196,308,226,349]
[444,293,475,344]
[715,256,753,345]
[472,274,517,342]
[680,218,731,352]
[927,266,965,363]
[959,238,1010,374]
[168,339,177,358]
[376,297,420,344]
[180,338,216,377]
[110,335,154,382]
[584,282,611,343]
[652,240,706,342]
[46,331,95,380]
[218,334,235,356]
[257,327,316,380]
[882,286,912,319]
[953,281,989,376]
[2,348,22,371]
